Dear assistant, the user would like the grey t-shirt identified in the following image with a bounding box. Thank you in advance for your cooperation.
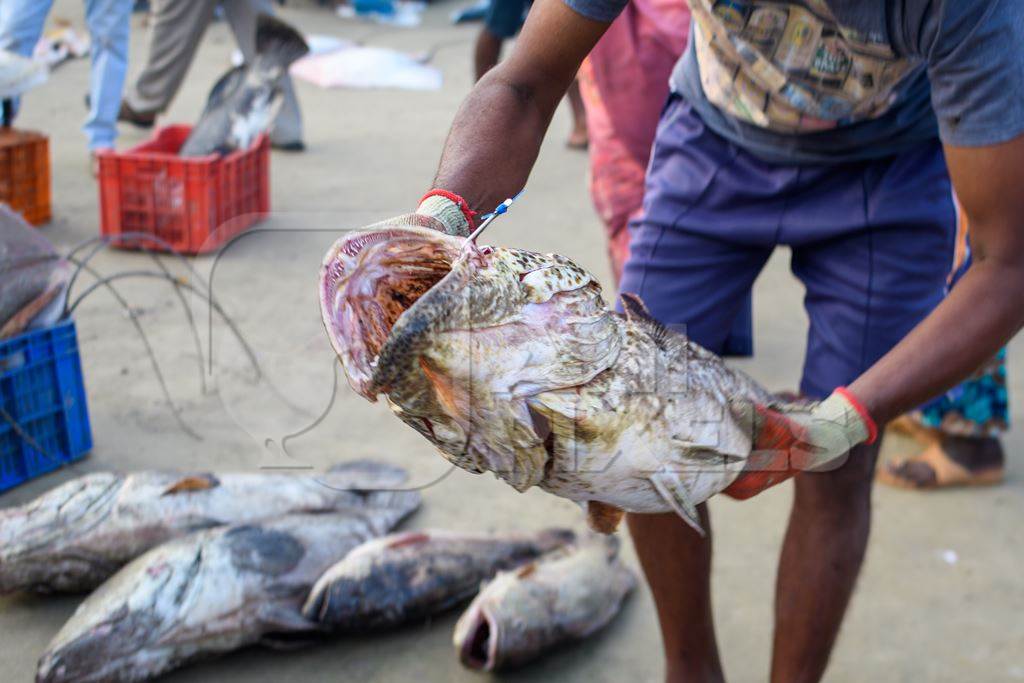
[563,0,1024,163]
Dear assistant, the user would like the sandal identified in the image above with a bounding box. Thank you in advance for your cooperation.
[877,440,1004,490]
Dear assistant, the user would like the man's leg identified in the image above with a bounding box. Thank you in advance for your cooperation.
[770,440,879,683]
[0,0,54,121]
[564,79,588,149]
[83,0,133,151]
[123,0,215,118]
[628,508,725,683]
[474,28,503,80]
[224,0,303,148]
[772,139,956,680]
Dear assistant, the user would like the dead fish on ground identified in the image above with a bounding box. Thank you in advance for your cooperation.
[0,203,69,339]
[319,218,791,535]
[303,527,576,629]
[179,14,308,157]
[0,460,413,594]
[36,492,419,683]
[453,534,635,671]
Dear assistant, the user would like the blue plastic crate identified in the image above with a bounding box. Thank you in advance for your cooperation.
[0,320,91,492]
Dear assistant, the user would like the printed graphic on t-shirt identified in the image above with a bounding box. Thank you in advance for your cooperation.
[691,0,915,132]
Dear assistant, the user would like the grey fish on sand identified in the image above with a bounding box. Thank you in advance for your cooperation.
[0,203,69,339]
[303,527,576,629]
[179,14,308,157]
[0,460,414,594]
[320,218,791,535]
[453,534,636,671]
[36,491,420,683]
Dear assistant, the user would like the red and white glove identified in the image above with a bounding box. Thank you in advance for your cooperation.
[416,190,477,237]
[724,388,878,500]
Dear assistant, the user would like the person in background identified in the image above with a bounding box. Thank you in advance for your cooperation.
[0,0,133,168]
[118,0,304,151]
[474,0,588,149]
[576,0,689,279]
[880,206,1008,489]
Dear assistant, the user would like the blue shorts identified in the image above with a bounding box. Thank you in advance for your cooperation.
[484,0,529,38]
[620,96,956,399]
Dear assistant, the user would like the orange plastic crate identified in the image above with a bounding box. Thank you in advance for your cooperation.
[97,125,269,254]
[0,127,51,225]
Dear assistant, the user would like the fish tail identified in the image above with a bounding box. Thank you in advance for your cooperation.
[255,14,309,70]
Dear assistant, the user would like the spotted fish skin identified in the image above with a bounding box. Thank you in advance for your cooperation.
[452,534,636,671]
[320,219,778,534]
[35,479,420,683]
[0,461,411,594]
[302,528,576,630]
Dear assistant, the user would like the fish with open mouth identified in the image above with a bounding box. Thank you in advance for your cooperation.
[303,527,576,629]
[452,534,636,671]
[0,460,412,594]
[35,486,421,682]
[319,217,788,534]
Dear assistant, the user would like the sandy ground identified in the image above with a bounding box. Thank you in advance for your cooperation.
[2,2,1023,682]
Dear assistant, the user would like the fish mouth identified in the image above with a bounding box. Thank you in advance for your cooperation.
[319,216,467,400]
[457,603,499,671]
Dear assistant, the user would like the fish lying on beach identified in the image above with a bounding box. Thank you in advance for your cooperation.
[179,14,308,157]
[0,203,69,339]
[453,534,635,671]
[319,218,785,534]
[36,490,420,683]
[0,460,413,594]
[303,527,576,629]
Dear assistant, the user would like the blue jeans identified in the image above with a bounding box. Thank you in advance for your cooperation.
[0,0,132,150]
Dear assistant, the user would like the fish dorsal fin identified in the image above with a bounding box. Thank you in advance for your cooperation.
[649,471,705,537]
[162,474,220,496]
[620,292,677,350]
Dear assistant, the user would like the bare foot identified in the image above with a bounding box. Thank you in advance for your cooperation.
[566,127,588,150]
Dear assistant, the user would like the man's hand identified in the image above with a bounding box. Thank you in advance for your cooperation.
[725,389,876,500]
[416,190,477,236]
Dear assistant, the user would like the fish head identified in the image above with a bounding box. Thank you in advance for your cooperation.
[320,219,620,484]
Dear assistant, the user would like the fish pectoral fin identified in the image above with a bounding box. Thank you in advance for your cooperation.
[649,472,705,537]
[256,603,322,646]
[162,474,221,496]
[586,501,625,534]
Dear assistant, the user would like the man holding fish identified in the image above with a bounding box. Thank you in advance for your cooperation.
[357,1,1024,680]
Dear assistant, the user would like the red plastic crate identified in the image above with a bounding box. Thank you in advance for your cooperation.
[0,127,51,225]
[97,125,269,254]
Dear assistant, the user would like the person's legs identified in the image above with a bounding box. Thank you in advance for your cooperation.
[771,141,955,681]
[83,0,134,150]
[564,79,588,149]
[627,508,724,683]
[224,0,303,148]
[474,28,504,80]
[475,0,524,80]
[123,0,215,117]
[0,0,54,120]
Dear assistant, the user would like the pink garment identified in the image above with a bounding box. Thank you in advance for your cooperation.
[579,0,690,282]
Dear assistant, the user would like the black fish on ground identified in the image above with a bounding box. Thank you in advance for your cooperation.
[302,528,576,629]
[179,14,308,157]
[0,203,69,339]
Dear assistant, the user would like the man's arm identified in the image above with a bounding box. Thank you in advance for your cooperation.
[848,134,1024,424]
[431,0,609,214]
